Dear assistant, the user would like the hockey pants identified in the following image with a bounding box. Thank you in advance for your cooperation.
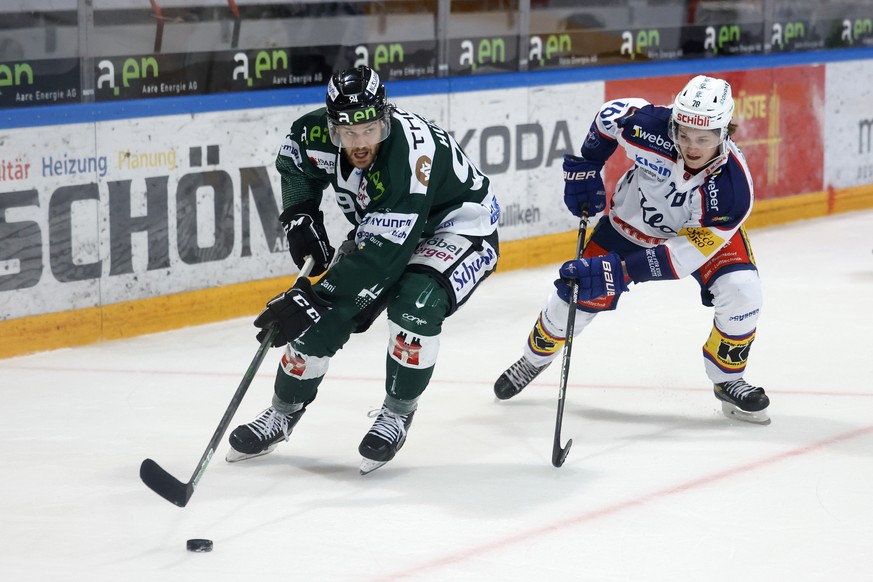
[522,224,762,385]
[269,271,451,413]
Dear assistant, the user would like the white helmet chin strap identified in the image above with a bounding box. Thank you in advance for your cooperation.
[674,146,728,189]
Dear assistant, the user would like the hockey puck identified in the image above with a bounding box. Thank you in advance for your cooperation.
[186,538,213,552]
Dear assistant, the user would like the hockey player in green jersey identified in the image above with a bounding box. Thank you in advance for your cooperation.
[227,66,500,474]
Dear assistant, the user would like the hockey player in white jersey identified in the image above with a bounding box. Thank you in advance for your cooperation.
[494,75,770,424]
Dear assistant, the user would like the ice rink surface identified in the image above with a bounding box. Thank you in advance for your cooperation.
[2,210,872,581]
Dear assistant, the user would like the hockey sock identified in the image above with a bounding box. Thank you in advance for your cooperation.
[384,352,434,401]
[384,394,418,415]
[273,364,322,406]
[702,323,755,377]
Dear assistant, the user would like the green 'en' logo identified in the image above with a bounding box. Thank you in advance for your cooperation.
[621,29,661,60]
[338,107,377,124]
[353,44,404,72]
[0,62,33,94]
[232,50,289,86]
[529,34,572,66]
[842,18,873,44]
[705,25,741,55]
[96,57,159,96]
[772,21,805,49]
[459,38,507,71]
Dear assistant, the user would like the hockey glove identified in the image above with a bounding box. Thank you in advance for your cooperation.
[563,154,606,217]
[554,253,628,303]
[281,201,335,276]
[255,278,331,346]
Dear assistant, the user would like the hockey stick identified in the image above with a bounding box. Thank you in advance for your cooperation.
[140,256,316,507]
[552,211,589,467]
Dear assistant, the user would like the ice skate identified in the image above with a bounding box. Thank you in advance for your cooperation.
[226,406,306,462]
[714,379,770,425]
[494,357,551,400]
[358,406,415,475]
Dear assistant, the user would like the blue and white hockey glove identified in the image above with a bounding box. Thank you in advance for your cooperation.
[255,278,331,346]
[563,154,606,217]
[554,253,628,303]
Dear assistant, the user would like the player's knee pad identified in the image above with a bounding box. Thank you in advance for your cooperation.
[710,269,762,307]
[384,323,437,401]
[279,344,331,380]
[385,274,449,374]
[709,269,762,334]
[274,345,330,405]
[387,320,440,371]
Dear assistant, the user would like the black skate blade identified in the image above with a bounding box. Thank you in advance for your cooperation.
[140,458,194,507]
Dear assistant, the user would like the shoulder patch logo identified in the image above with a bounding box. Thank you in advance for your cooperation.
[415,155,432,187]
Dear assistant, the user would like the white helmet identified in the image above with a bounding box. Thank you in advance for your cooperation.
[671,75,734,141]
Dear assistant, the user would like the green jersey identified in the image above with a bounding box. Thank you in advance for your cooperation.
[276,106,500,321]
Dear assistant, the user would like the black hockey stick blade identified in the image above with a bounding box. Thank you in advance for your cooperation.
[138,326,273,508]
[138,256,316,507]
[140,457,195,507]
[552,438,573,467]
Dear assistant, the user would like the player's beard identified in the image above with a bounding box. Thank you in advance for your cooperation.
[345,143,380,169]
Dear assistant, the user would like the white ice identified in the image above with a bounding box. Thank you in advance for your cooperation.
[2,210,872,582]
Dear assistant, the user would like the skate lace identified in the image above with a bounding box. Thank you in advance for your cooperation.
[505,358,543,388]
[366,406,408,443]
[721,379,760,399]
[249,408,292,441]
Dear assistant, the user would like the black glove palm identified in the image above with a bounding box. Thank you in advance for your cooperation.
[281,202,334,276]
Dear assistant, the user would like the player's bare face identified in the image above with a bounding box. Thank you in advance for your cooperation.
[338,121,383,169]
[675,126,721,170]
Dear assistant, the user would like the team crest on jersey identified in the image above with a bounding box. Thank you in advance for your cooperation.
[415,155,432,187]
[367,170,385,198]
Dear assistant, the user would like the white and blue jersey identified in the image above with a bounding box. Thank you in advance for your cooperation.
[580,98,755,282]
